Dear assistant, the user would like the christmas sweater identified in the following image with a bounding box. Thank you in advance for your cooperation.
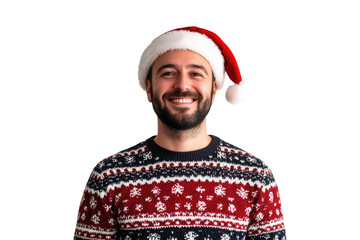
[74,136,286,240]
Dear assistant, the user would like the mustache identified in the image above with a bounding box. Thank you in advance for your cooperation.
[163,90,201,99]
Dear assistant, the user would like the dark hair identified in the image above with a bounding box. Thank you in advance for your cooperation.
[146,66,153,83]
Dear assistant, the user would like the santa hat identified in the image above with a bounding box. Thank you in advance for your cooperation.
[138,26,243,104]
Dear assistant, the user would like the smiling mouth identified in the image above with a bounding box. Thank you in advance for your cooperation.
[169,98,196,104]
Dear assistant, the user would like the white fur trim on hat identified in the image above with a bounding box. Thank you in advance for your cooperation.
[226,84,242,104]
[138,30,225,90]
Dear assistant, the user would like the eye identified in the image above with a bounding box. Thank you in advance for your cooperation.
[161,71,176,77]
[191,72,203,77]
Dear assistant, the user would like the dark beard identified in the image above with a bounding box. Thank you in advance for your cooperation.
[152,89,212,131]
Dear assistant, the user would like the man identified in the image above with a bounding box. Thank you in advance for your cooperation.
[74,26,286,240]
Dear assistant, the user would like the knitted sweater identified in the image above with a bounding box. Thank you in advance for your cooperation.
[74,136,286,240]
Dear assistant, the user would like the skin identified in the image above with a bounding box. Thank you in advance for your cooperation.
[145,50,217,152]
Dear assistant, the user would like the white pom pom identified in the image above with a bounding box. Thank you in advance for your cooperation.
[225,84,242,104]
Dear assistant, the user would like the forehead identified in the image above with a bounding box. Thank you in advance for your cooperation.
[152,50,212,70]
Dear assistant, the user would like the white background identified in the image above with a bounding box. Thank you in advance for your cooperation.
[1,0,359,239]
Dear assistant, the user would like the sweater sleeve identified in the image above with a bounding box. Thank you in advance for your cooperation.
[74,166,118,240]
[246,170,286,240]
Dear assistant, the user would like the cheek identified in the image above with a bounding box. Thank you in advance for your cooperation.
[152,81,172,96]
[197,83,213,97]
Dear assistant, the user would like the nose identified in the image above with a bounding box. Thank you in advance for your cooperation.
[173,72,191,92]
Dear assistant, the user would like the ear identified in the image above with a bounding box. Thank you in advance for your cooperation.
[145,79,152,102]
[211,81,217,103]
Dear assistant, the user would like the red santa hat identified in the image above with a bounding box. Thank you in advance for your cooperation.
[138,26,243,104]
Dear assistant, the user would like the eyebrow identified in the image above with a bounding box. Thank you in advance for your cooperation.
[188,64,209,75]
[156,64,176,75]
[156,64,209,75]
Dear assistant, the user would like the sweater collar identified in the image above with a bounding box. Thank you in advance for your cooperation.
[145,135,220,161]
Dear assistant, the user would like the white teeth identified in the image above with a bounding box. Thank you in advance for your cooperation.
[171,98,193,103]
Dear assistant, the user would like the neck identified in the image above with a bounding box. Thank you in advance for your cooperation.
[154,119,211,152]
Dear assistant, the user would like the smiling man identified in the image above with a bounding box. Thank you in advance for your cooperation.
[147,50,216,151]
[74,27,286,240]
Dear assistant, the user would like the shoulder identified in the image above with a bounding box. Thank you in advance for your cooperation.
[216,137,278,188]
[90,138,152,178]
[216,136,269,169]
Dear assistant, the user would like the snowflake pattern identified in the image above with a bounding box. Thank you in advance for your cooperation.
[108,218,115,226]
[142,151,153,161]
[217,151,227,159]
[135,204,143,212]
[155,201,166,212]
[214,185,226,196]
[245,207,252,216]
[171,183,184,195]
[197,201,207,211]
[98,161,105,169]
[90,214,100,224]
[247,156,258,164]
[252,191,258,198]
[123,206,129,213]
[184,231,198,240]
[103,204,111,212]
[151,186,161,195]
[184,202,192,210]
[125,156,136,164]
[130,187,142,198]
[255,212,264,222]
[147,233,161,240]
[220,234,230,240]
[196,186,206,193]
[89,196,97,209]
[236,187,249,199]
[228,204,236,213]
